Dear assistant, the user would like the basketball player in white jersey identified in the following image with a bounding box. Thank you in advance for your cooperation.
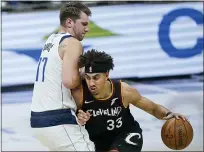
[30,2,95,151]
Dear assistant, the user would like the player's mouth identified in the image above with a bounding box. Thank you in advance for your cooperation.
[90,87,96,91]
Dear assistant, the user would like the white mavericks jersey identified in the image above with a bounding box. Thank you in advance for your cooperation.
[31,33,77,112]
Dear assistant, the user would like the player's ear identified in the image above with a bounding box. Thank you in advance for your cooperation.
[66,18,73,28]
[105,72,109,79]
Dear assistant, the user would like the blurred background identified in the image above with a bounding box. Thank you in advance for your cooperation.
[1,1,203,151]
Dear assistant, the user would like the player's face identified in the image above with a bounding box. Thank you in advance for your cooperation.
[84,73,107,95]
[73,12,89,41]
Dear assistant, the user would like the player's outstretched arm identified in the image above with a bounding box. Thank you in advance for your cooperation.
[60,37,83,89]
[121,82,187,120]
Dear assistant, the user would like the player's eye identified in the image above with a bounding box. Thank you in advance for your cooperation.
[93,75,100,80]
[85,75,91,80]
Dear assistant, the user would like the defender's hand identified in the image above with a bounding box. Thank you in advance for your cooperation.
[77,109,90,125]
[163,112,188,121]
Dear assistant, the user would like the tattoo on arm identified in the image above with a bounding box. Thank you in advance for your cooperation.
[58,44,67,49]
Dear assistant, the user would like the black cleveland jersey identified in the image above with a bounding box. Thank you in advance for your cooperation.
[82,79,142,151]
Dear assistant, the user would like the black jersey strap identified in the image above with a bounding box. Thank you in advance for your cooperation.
[110,79,123,107]
[82,80,89,107]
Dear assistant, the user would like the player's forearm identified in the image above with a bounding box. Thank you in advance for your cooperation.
[71,85,83,109]
[134,97,171,120]
[153,104,171,120]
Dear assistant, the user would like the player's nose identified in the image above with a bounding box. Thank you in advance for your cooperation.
[89,80,95,86]
[85,27,89,33]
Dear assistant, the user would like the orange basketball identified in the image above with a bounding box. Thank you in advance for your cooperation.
[161,117,193,150]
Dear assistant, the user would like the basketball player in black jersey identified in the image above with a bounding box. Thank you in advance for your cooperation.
[72,49,188,152]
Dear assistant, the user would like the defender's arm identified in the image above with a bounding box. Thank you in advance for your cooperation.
[60,37,83,89]
[71,84,83,109]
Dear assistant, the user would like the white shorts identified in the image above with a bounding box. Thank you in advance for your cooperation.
[32,124,95,151]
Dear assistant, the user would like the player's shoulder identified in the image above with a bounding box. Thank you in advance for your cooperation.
[120,81,132,91]
[59,37,83,55]
[62,36,79,42]
[121,81,129,87]
[61,36,82,45]
[120,81,140,97]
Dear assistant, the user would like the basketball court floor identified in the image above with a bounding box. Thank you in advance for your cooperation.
[1,77,203,151]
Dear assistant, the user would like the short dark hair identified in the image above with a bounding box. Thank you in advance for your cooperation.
[79,49,114,72]
[60,2,92,26]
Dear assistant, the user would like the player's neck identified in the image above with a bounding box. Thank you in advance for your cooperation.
[94,80,112,100]
[58,26,74,36]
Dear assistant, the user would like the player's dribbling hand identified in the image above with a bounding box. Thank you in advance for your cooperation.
[77,109,90,125]
[163,112,188,121]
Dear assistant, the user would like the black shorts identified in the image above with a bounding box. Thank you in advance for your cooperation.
[109,130,143,152]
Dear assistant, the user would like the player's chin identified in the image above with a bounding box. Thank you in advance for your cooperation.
[91,90,98,95]
[78,38,83,41]
[79,35,85,41]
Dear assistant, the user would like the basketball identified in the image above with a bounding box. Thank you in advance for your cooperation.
[161,117,193,150]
